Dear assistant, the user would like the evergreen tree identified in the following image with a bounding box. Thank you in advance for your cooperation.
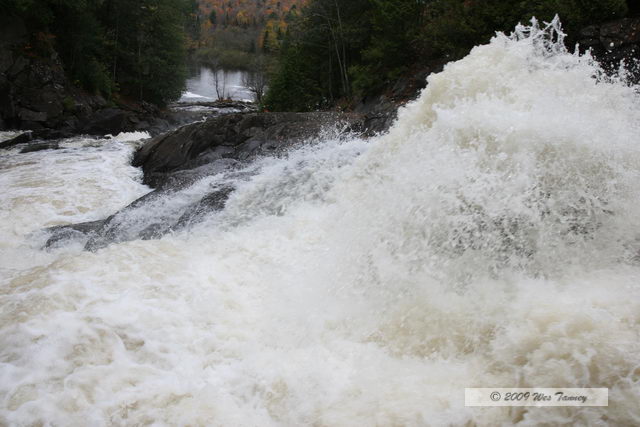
[4,0,192,106]
[265,0,630,111]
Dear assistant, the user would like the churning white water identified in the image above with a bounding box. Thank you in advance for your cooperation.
[2,20,640,425]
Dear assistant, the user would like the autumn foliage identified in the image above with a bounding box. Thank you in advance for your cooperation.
[197,0,307,51]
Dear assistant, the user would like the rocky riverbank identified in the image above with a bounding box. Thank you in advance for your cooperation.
[0,14,256,147]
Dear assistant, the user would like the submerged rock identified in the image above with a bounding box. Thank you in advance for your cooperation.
[81,184,236,252]
[0,129,75,149]
[19,141,60,153]
[44,219,107,248]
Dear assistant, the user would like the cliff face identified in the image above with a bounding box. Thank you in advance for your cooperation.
[0,15,188,137]
[0,16,107,132]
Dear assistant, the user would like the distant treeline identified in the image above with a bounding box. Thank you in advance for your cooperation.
[3,0,199,106]
[193,0,305,70]
[264,0,635,112]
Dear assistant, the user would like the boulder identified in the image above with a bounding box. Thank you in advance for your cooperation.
[0,131,31,148]
[0,128,75,150]
[26,86,64,119]
[133,111,365,187]
[82,183,236,251]
[20,142,60,153]
[81,108,134,135]
[44,220,107,249]
[18,108,47,122]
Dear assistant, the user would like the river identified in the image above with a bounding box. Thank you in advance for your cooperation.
[180,66,254,103]
[1,20,640,425]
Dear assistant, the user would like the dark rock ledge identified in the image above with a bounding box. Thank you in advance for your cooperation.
[44,111,366,251]
[133,111,365,188]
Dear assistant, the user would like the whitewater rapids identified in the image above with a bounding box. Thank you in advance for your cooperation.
[2,20,640,425]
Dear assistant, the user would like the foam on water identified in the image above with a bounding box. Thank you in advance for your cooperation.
[2,20,640,425]
[0,134,150,277]
[182,91,207,99]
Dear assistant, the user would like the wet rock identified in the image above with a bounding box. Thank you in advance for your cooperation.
[81,188,176,251]
[19,121,45,130]
[155,158,241,191]
[145,118,171,135]
[355,94,398,136]
[137,223,169,241]
[82,183,235,251]
[133,111,365,188]
[18,108,47,122]
[57,112,364,251]
[55,110,349,250]
[81,108,133,135]
[0,131,31,148]
[19,141,60,153]
[175,186,234,227]
[0,128,75,150]
[44,219,107,249]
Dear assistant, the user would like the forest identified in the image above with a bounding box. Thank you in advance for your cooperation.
[2,0,199,106]
[264,0,638,111]
[2,0,638,110]
[192,0,306,72]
